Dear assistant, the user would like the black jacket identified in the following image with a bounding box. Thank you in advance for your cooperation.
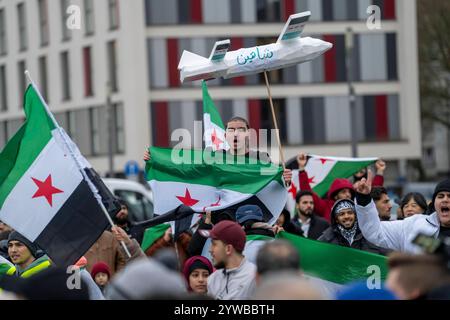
[318,227,391,255]
[292,214,329,240]
[317,201,391,256]
[187,219,212,257]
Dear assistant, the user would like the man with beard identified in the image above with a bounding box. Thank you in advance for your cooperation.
[292,191,329,240]
[318,199,390,255]
[113,199,144,245]
[199,220,256,300]
[370,186,392,221]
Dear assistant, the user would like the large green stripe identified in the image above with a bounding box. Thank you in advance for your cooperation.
[0,85,55,206]
[145,147,283,194]
[202,81,225,129]
[313,159,377,197]
[277,232,388,285]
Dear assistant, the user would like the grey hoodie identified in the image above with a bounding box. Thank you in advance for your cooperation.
[207,257,256,300]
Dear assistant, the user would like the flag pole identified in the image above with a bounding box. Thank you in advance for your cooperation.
[263,71,286,172]
[24,71,131,259]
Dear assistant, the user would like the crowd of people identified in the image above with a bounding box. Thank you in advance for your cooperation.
[0,116,449,300]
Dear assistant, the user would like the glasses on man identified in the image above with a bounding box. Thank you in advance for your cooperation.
[226,127,247,133]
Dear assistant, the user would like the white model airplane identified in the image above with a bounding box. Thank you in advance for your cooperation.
[178,11,333,83]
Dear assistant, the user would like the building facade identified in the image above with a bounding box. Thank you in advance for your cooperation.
[0,0,422,183]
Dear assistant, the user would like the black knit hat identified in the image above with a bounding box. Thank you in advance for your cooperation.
[7,231,38,258]
[432,179,450,207]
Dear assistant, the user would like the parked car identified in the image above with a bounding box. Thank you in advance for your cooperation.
[103,178,154,223]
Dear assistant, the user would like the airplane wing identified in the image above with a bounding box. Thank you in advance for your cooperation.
[208,39,231,62]
[277,11,311,43]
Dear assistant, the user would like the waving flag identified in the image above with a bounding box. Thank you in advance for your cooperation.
[145,147,287,226]
[278,232,388,294]
[0,84,115,266]
[202,81,230,152]
[286,155,377,213]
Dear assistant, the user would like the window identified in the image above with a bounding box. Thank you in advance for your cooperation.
[0,65,7,111]
[17,3,28,51]
[38,56,48,101]
[108,0,120,30]
[83,46,94,97]
[70,109,91,155]
[0,121,6,149]
[60,51,71,100]
[257,0,281,22]
[39,56,48,101]
[84,0,95,35]
[17,61,27,107]
[107,41,118,92]
[89,104,124,156]
[61,0,71,41]
[0,9,7,55]
[6,119,24,139]
[90,107,101,155]
[114,104,125,153]
[38,0,49,46]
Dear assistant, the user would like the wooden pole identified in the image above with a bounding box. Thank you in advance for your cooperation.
[263,71,286,171]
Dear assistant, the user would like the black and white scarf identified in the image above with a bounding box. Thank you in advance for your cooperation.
[337,223,358,245]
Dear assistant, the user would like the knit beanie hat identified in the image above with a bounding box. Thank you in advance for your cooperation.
[91,262,111,279]
[7,231,38,258]
[432,179,450,207]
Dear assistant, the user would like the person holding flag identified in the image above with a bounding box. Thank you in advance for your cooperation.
[295,152,385,222]
[145,81,293,184]
[141,81,290,243]
[0,74,125,267]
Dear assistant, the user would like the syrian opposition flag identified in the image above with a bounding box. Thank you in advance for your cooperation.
[145,147,287,227]
[202,81,230,152]
[286,155,377,213]
[278,232,388,295]
[0,85,112,267]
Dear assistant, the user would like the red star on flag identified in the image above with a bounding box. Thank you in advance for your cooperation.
[176,188,199,207]
[31,175,64,207]
[308,176,316,184]
[318,158,332,165]
[288,182,297,199]
[211,129,223,150]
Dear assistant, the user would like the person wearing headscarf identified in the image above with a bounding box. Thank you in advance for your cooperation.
[182,256,214,295]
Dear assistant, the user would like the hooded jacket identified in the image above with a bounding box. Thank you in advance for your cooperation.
[207,257,256,300]
[298,171,384,222]
[318,200,390,255]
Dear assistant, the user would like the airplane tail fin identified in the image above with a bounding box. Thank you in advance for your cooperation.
[178,50,210,70]
[277,11,311,43]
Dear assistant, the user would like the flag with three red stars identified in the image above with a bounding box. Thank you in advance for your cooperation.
[0,84,113,267]
[202,81,230,152]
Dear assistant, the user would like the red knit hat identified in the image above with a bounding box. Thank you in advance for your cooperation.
[91,262,111,279]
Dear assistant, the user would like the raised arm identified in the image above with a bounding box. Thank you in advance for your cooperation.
[372,159,386,187]
[354,173,405,251]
